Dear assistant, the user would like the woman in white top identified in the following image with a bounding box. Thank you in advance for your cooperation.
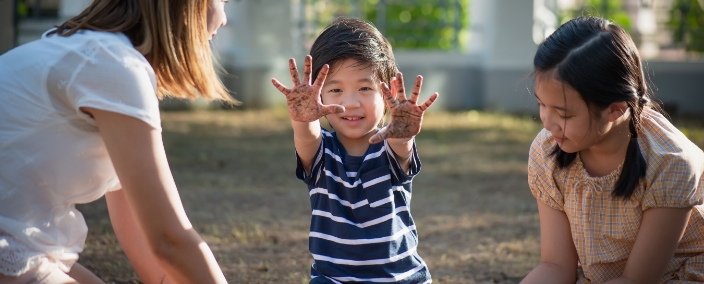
[0,0,233,283]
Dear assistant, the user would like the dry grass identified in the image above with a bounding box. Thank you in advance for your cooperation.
[76,109,704,284]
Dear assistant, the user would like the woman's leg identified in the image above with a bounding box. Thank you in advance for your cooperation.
[0,258,79,284]
[67,262,104,284]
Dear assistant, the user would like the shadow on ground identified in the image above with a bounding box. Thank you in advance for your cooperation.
[76,109,704,283]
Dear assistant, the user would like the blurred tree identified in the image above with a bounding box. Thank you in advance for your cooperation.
[362,0,470,50]
[305,0,470,51]
[17,0,29,18]
[559,0,631,30]
[668,0,704,52]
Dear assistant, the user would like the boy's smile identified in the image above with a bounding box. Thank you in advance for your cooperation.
[321,59,386,152]
[340,115,364,126]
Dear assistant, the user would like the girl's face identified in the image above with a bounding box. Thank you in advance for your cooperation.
[321,59,386,142]
[535,74,613,153]
[207,0,228,40]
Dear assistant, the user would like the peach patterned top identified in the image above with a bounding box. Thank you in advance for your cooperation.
[528,108,704,283]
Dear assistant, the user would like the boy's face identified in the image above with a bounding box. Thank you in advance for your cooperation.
[321,59,386,143]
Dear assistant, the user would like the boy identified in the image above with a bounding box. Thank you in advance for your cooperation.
[272,17,438,283]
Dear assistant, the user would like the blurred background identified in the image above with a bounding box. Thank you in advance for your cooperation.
[1,1,704,283]
[2,0,704,115]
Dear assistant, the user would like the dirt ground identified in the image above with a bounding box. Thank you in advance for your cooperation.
[75,109,704,284]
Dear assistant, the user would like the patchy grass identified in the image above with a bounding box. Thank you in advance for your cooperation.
[76,109,704,284]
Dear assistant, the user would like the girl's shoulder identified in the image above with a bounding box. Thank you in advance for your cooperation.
[638,108,704,209]
[529,128,556,164]
[639,108,704,172]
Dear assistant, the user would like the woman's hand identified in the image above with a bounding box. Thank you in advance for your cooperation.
[369,72,439,144]
[271,55,344,122]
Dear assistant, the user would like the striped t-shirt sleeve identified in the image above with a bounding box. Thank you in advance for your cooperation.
[295,132,328,186]
[384,139,421,185]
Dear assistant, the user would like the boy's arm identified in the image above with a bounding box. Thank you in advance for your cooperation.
[272,56,344,173]
[386,138,413,173]
[291,120,322,173]
[370,73,438,173]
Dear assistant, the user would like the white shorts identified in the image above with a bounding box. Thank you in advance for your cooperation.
[0,256,75,284]
[0,229,75,283]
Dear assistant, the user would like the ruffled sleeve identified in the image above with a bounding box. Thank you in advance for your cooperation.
[641,152,704,210]
[638,108,704,210]
[384,139,421,185]
[528,129,565,212]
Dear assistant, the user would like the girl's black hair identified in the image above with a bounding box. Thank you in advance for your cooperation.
[309,17,398,87]
[534,16,655,200]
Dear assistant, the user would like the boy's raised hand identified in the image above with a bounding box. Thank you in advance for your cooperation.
[369,72,439,144]
[271,55,344,122]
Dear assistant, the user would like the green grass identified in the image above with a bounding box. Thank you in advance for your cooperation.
[76,109,704,283]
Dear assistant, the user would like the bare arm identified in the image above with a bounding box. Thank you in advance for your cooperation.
[604,207,692,284]
[85,107,226,284]
[106,190,173,284]
[521,200,578,284]
[271,56,344,174]
[67,263,104,284]
[371,72,438,173]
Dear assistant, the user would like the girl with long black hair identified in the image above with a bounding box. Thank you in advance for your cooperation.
[522,16,704,283]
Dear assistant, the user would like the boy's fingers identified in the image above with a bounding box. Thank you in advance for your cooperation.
[381,83,396,105]
[288,58,300,87]
[409,75,423,104]
[320,104,345,116]
[395,72,408,102]
[303,55,313,85]
[271,78,291,95]
[369,128,389,144]
[390,77,397,95]
[419,92,439,111]
[313,64,329,89]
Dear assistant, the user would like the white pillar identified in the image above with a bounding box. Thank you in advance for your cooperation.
[0,0,14,54]
[213,0,295,108]
[470,0,538,113]
[58,0,91,20]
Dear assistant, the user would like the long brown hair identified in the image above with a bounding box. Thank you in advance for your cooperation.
[50,0,235,103]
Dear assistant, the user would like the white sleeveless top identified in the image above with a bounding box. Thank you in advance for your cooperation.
[0,29,161,275]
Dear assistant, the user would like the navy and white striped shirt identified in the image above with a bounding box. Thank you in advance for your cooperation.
[296,129,431,283]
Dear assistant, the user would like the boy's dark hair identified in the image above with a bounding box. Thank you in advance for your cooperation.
[310,17,398,86]
[534,16,656,200]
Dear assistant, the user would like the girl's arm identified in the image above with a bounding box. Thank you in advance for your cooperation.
[370,73,438,173]
[85,107,227,284]
[521,200,578,284]
[105,189,173,284]
[604,207,692,284]
[271,56,344,173]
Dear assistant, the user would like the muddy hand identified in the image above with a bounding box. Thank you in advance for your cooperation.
[369,72,439,144]
[271,55,344,122]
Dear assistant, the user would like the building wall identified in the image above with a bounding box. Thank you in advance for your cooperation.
[646,61,704,116]
[0,0,15,55]
[11,0,704,115]
[214,0,297,109]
